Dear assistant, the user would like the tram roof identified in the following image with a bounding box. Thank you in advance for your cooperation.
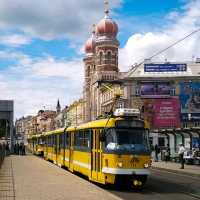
[44,128,66,136]
[33,117,144,137]
[76,117,121,130]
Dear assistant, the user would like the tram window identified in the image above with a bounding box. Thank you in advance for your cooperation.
[65,132,69,147]
[84,130,90,148]
[49,136,51,146]
[59,135,62,150]
[105,129,118,150]
[74,129,91,150]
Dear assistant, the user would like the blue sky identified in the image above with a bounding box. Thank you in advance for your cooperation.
[0,0,200,118]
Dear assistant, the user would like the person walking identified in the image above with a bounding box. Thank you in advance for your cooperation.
[154,144,160,162]
[165,144,170,162]
[5,142,10,156]
[22,143,26,155]
[178,144,186,169]
[16,143,20,155]
[19,142,23,155]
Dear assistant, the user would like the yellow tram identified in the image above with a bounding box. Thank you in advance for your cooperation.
[28,108,151,187]
[28,134,44,156]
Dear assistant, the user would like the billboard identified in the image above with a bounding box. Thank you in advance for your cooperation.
[140,82,171,98]
[153,99,180,129]
[179,82,200,114]
[144,63,187,72]
[144,99,180,129]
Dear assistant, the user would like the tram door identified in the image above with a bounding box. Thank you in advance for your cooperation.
[53,134,58,164]
[69,132,74,172]
[91,129,102,181]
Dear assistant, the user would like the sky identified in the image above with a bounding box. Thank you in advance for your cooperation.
[0,0,200,119]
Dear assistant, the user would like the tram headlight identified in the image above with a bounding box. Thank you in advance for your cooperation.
[144,163,149,168]
[117,162,123,168]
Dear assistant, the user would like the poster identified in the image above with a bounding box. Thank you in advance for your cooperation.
[179,82,200,113]
[153,99,180,128]
[140,82,171,98]
[148,99,180,129]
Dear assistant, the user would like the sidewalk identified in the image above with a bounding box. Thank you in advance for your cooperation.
[0,155,121,200]
[152,161,200,177]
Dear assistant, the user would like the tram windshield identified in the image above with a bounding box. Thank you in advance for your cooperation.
[105,128,150,154]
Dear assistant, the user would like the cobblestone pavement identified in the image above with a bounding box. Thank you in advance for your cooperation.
[0,155,121,200]
[0,157,15,200]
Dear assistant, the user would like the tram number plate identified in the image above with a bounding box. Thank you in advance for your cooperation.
[130,157,139,167]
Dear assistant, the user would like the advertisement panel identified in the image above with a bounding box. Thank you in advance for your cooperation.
[179,82,200,114]
[140,82,171,98]
[153,99,180,129]
[143,98,180,129]
[144,63,187,72]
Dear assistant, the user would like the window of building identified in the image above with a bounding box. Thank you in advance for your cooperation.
[158,137,165,147]
[106,51,112,64]
[99,52,103,65]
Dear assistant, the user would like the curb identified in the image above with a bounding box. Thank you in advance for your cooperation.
[151,166,200,178]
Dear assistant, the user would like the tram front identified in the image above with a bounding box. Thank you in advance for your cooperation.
[101,108,151,188]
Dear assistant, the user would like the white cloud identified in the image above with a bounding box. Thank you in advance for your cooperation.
[0,0,122,41]
[0,51,84,118]
[119,0,200,71]
[0,34,31,47]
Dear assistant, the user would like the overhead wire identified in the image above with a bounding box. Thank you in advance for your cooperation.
[128,27,200,75]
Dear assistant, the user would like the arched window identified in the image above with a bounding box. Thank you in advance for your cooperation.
[99,52,103,65]
[107,51,111,64]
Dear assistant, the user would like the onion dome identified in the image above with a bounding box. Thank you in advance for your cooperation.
[85,27,96,54]
[96,15,118,37]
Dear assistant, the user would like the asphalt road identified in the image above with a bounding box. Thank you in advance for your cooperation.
[106,168,200,200]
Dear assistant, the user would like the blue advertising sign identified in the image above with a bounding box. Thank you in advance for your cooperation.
[144,63,187,72]
[179,83,200,115]
[181,113,200,122]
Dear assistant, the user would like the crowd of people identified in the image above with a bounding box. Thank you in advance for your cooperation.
[14,142,26,155]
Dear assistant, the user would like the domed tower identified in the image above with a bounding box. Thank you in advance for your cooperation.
[95,1,119,74]
[83,27,96,122]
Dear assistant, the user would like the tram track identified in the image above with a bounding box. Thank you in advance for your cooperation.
[105,168,200,200]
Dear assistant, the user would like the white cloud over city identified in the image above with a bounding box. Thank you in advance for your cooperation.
[0,0,122,40]
[119,0,200,71]
[0,51,83,118]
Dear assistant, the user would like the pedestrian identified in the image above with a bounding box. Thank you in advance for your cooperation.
[5,141,10,156]
[22,143,26,155]
[178,144,186,169]
[14,143,17,154]
[16,143,20,155]
[154,144,160,162]
[165,144,170,162]
[19,142,23,155]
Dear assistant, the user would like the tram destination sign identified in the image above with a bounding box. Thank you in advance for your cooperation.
[144,63,187,72]
[116,120,144,128]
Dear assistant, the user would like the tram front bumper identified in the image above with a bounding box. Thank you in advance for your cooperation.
[102,167,150,175]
